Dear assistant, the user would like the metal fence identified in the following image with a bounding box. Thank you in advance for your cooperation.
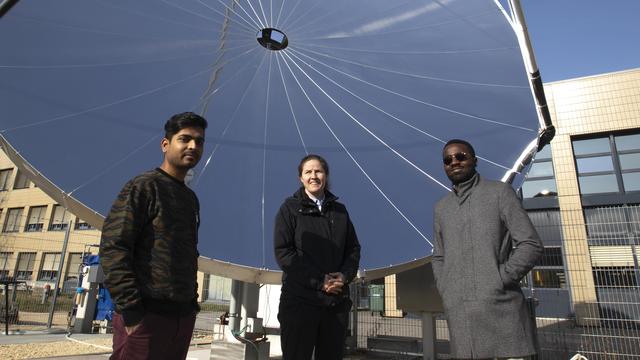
[0,209,100,335]
[353,204,640,359]
[0,277,74,334]
[4,202,640,360]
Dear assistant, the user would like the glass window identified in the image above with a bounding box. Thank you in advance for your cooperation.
[0,252,11,280]
[615,134,640,151]
[75,219,95,230]
[535,145,552,160]
[15,252,36,280]
[205,274,233,302]
[576,156,614,173]
[585,207,628,238]
[3,207,23,233]
[532,269,566,288]
[572,132,640,196]
[573,138,611,155]
[628,205,640,238]
[0,168,12,190]
[65,253,83,280]
[38,253,61,281]
[522,179,558,198]
[528,161,554,178]
[619,153,640,170]
[536,247,564,267]
[12,170,30,189]
[528,210,564,246]
[585,206,636,246]
[622,173,640,192]
[49,205,73,231]
[25,205,47,232]
[578,174,619,194]
[593,267,638,287]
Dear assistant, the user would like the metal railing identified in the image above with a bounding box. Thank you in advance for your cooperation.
[351,204,640,359]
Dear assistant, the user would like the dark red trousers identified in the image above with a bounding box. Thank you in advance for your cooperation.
[110,311,196,360]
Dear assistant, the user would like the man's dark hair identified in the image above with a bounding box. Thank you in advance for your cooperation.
[298,154,331,190]
[443,139,476,158]
[164,112,208,140]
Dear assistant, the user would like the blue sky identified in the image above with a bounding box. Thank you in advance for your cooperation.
[522,0,640,82]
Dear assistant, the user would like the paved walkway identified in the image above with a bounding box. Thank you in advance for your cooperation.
[0,329,110,345]
[0,331,385,359]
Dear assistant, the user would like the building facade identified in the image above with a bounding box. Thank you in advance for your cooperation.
[521,68,640,326]
[0,148,231,303]
[0,149,100,290]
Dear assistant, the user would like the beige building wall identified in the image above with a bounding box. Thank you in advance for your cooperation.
[544,68,640,324]
[0,149,101,288]
[383,274,403,318]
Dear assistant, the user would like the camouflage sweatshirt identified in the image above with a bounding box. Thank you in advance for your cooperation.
[100,168,200,326]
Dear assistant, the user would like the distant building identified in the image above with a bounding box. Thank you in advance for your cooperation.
[0,149,100,289]
[0,148,228,302]
[521,68,640,324]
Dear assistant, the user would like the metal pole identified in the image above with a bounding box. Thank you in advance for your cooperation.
[421,312,436,360]
[351,280,359,351]
[527,297,540,357]
[229,279,243,334]
[500,0,556,184]
[508,0,555,148]
[48,220,72,328]
[631,243,640,287]
[4,283,8,335]
[0,0,20,18]
[240,281,259,333]
[501,138,537,184]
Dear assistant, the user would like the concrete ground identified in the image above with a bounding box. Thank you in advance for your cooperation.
[0,331,385,360]
[0,329,109,345]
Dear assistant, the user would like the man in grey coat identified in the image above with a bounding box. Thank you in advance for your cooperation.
[432,139,543,359]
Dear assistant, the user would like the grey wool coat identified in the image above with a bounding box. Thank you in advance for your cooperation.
[432,173,543,359]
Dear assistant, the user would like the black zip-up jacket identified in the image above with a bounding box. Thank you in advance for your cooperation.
[274,187,361,307]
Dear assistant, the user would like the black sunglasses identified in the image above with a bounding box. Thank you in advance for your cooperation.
[443,152,470,165]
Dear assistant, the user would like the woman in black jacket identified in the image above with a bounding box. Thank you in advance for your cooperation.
[274,154,361,360]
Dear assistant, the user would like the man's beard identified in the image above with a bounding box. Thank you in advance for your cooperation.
[448,168,476,185]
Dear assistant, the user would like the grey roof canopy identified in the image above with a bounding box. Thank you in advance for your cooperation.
[0,0,539,276]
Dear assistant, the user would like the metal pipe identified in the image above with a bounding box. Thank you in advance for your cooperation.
[0,0,20,19]
[500,0,556,184]
[48,220,72,328]
[228,279,243,333]
[508,0,555,150]
[4,283,8,335]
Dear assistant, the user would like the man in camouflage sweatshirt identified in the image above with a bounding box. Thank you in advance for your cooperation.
[100,112,207,360]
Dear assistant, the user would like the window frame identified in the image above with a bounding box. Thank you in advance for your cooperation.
[12,170,30,190]
[0,252,12,280]
[65,253,83,280]
[573,131,640,196]
[75,219,95,231]
[531,268,567,289]
[3,207,24,233]
[0,168,13,191]
[585,204,640,246]
[38,253,62,281]
[49,205,72,231]
[15,252,36,281]
[593,266,639,288]
[522,146,558,199]
[25,205,47,232]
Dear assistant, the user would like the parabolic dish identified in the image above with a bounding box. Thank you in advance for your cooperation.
[0,0,539,276]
